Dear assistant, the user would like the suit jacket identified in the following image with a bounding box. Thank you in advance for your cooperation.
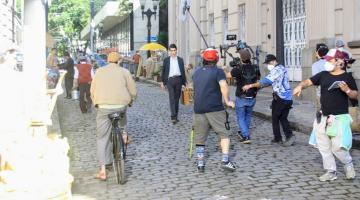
[161,56,186,86]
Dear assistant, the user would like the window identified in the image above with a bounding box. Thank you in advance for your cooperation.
[222,9,228,43]
[209,14,215,47]
[238,4,246,41]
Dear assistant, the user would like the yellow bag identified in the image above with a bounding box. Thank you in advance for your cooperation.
[181,88,193,106]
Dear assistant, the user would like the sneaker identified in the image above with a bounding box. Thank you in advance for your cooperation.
[344,164,356,180]
[282,135,296,147]
[239,136,251,144]
[271,139,283,144]
[319,171,337,182]
[221,161,236,172]
[197,165,205,173]
[197,160,205,173]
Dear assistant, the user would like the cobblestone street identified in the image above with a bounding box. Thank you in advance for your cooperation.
[57,83,360,200]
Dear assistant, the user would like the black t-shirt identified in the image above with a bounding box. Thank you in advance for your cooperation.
[231,64,261,97]
[192,66,226,114]
[310,71,358,115]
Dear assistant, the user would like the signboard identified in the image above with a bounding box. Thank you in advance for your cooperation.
[145,36,158,42]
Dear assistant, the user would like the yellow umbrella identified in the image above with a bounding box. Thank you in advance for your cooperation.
[139,42,167,51]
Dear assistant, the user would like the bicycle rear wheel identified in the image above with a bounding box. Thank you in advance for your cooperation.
[113,133,126,184]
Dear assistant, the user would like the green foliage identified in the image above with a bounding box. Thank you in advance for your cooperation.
[158,31,168,47]
[48,0,91,39]
[118,0,133,16]
[15,0,21,18]
[159,0,167,9]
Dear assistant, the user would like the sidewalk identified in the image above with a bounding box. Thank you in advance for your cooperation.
[138,77,360,148]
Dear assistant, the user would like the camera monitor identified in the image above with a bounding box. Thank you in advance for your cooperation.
[226,34,237,41]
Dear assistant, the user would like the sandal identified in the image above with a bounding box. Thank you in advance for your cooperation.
[95,171,106,181]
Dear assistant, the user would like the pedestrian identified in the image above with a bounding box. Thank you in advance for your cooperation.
[74,56,93,113]
[185,63,194,88]
[90,52,137,181]
[227,49,261,144]
[46,47,58,69]
[243,54,295,146]
[311,43,329,109]
[58,52,75,99]
[132,50,141,79]
[161,44,186,124]
[145,51,156,79]
[293,49,357,181]
[192,48,236,173]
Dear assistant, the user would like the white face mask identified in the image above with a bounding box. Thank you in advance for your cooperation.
[338,47,344,51]
[267,64,274,71]
[324,61,335,71]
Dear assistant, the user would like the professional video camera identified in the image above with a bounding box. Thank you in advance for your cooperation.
[219,35,259,67]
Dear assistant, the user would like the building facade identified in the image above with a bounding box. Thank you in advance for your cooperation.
[169,0,360,102]
[0,0,22,46]
[81,0,160,56]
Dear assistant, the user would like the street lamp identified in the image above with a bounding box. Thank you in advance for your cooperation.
[140,0,159,57]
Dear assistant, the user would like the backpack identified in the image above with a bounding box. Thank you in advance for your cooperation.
[238,64,260,84]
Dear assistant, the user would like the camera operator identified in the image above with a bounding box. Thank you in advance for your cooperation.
[226,49,260,144]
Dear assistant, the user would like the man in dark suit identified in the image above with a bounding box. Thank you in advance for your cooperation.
[161,44,186,124]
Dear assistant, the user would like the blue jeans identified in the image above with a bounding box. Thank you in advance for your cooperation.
[235,97,256,138]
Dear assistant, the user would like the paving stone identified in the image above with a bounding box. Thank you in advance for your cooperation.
[56,82,360,200]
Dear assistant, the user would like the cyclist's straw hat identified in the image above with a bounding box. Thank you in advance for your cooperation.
[108,52,122,63]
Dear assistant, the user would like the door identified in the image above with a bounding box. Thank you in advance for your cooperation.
[283,0,306,81]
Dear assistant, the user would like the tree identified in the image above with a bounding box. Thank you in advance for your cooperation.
[118,0,133,16]
[48,0,90,39]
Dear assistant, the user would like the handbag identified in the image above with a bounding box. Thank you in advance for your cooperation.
[181,87,193,106]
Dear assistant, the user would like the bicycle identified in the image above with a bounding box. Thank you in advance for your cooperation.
[108,111,127,184]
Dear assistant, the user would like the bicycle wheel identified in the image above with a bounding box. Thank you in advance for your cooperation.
[113,133,126,184]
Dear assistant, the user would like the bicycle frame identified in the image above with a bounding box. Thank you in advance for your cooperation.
[109,112,126,184]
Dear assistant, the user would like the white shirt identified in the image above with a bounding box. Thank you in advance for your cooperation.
[168,57,181,77]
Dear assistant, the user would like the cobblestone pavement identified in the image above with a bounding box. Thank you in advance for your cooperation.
[57,83,360,200]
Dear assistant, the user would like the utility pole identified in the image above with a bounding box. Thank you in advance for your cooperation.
[90,0,95,53]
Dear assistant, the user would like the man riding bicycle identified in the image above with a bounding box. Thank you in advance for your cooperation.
[91,52,137,181]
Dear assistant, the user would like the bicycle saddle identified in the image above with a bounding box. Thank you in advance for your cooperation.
[108,112,125,120]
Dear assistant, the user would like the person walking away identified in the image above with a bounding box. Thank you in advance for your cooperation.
[293,49,357,181]
[243,54,295,146]
[145,51,156,79]
[59,52,74,99]
[91,52,137,181]
[192,48,236,173]
[74,56,94,113]
[132,50,141,79]
[227,49,260,144]
[311,44,329,110]
[161,44,186,124]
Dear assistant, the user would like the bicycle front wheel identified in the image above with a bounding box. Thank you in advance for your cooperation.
[113,133,125,184]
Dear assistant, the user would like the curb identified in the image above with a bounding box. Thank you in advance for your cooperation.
[137,78,360,149]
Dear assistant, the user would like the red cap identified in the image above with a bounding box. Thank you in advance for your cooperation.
[323,49,345,61]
